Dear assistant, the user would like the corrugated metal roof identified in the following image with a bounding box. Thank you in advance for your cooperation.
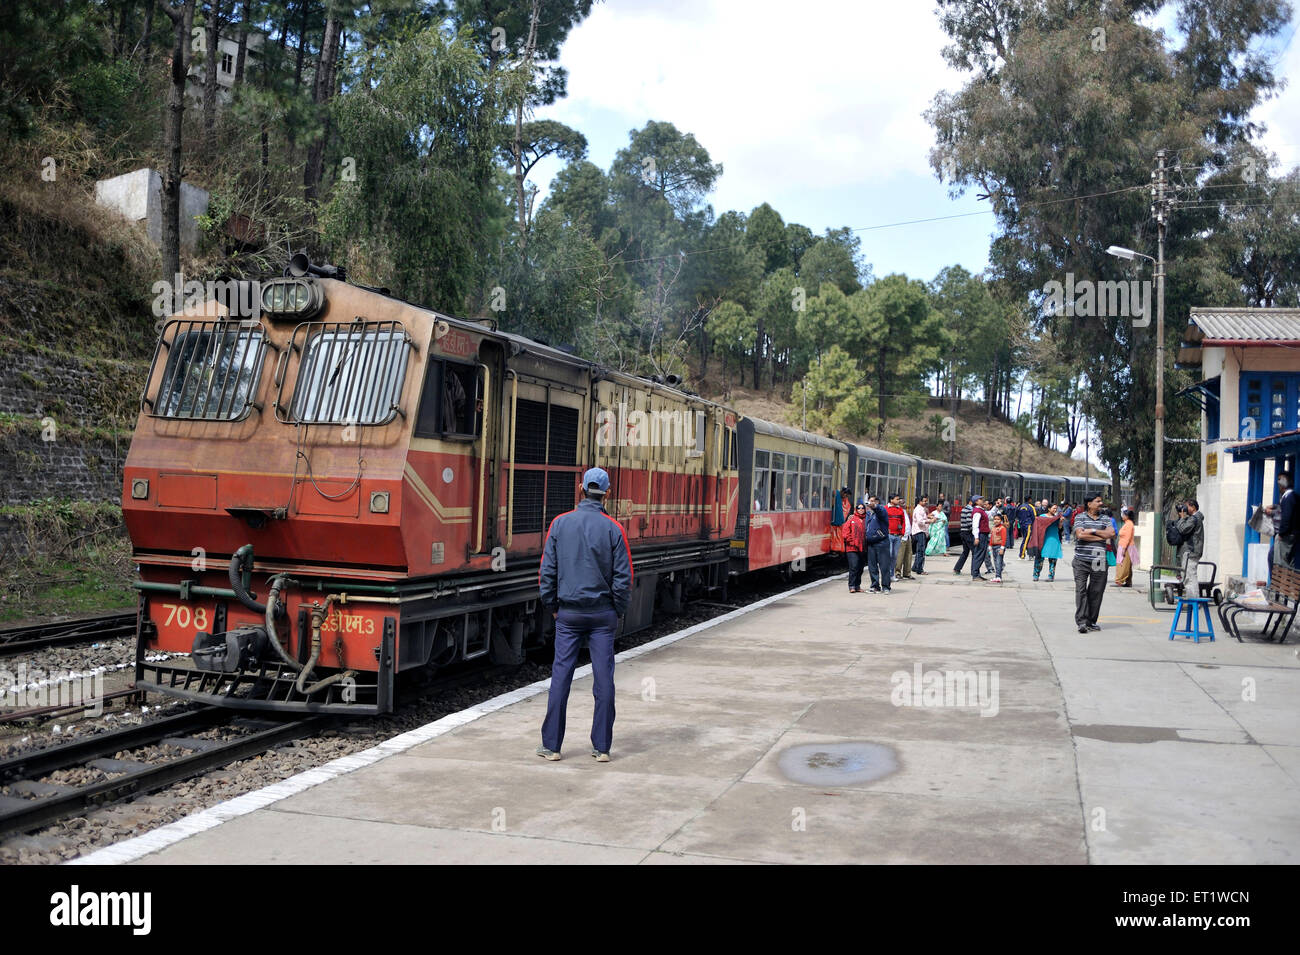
[1187,307,1300,344]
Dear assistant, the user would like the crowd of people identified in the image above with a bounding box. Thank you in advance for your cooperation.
[839,488,1144,632]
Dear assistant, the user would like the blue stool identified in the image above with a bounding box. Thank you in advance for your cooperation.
[1169,596,1215,643]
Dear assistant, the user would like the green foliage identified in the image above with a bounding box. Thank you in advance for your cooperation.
[321,21,513,311]
[928,0,1291,492]
[799,238,861,295]
[854,273,944,424]
[791,345,876,437]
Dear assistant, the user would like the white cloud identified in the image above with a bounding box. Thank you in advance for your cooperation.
[541,0,964,200]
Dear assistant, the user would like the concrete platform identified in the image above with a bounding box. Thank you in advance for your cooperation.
[75,550,1300,865]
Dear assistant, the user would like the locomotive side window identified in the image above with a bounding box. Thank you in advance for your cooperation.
[282,321,411,425]
[414,359,482,440]
[145,320,267,421]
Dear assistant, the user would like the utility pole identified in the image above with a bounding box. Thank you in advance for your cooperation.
[1154,149,1168,565]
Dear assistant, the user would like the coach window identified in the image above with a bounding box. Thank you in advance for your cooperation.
[822,459,831,507]
[413,358,481,439]
[754,450,770,511]
[770,453,785,511]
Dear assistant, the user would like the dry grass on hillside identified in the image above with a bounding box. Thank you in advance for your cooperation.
[710,386,1096,477]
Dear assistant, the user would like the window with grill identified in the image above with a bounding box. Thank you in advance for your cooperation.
[144,320,268,421]
[279,321,411,425]
[511,398,582,537]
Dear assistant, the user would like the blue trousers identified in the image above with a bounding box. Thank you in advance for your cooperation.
[866,539,891,590]
[846,550,864,590]
[542,608,618,754]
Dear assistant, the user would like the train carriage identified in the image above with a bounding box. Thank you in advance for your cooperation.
[1020,471,1068,506]
[970,466,1021,504]
[847,444,918,507]
[1064,475,1111,504]
[731,418,846,574]
[917,458,973,511]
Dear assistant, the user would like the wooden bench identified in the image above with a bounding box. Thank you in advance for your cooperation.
[1217,565,1300,644]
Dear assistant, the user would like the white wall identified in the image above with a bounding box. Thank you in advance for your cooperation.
[94,168,209,254]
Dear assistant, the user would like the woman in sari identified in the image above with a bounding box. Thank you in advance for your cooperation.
[925,505,949,556]
[1112,508,1138,587]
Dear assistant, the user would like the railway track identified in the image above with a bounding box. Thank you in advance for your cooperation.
[0,611,136,658]
[0,707,322,838]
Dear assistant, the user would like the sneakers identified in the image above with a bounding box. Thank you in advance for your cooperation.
[868,587,881,594]
[1087,624,1101,632]
[1078,626,1088,633]
[882,588,892,595]
[993,577,1002,584]
[591,750,610,762]
[536,746,561,761]
[972,575,989,582]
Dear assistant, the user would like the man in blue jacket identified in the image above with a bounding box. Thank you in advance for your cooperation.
[537,467,633,762]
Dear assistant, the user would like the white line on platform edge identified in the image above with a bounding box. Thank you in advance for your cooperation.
[68,572,842,865]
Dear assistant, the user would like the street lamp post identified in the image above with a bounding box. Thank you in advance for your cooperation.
[1107,241,1165,565]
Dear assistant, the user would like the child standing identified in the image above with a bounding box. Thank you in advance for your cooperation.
[990,514,1007,583]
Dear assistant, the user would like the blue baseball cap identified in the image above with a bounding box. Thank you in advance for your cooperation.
[583,467,610,496]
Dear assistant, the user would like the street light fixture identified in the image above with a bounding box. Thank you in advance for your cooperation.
[1107,240,1166,564]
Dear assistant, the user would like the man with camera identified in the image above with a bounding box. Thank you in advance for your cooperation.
[1171,499,1205,586]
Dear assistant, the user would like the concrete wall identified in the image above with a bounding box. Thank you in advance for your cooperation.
[94,168,209,254]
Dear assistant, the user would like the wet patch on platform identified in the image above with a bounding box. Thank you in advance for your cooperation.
[776,741,899,786]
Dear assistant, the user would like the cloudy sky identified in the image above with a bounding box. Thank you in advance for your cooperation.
[534,0,1300,284]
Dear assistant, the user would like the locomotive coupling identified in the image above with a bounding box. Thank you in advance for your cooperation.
[192,626,269,673]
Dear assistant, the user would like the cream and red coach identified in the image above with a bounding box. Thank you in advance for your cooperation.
[125,266,739,713]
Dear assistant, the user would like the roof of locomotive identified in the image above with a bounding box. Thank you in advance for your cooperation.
[316,277,736,414]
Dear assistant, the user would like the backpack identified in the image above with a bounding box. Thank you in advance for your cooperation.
[863,507,886,544]
[1166,520,1184,547]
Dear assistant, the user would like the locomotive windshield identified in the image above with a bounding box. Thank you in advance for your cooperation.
[147,320,267,421]
[283,321,411,425]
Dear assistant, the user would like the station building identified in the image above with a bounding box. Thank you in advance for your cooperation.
[1177,307,1300,579]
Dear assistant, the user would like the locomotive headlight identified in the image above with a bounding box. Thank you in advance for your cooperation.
[369,491,390,514]
[131,478,150,500]
[260,278,324,319]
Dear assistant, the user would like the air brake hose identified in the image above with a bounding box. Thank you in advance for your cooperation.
[229,545,267,614]
[263,575,304,672]
[296,596,355,695]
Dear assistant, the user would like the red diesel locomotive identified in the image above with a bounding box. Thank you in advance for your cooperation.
[126,264,739,714]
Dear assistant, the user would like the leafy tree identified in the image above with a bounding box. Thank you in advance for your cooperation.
[852,274,943,432]
[754,266,800,386]
[799,237,861,295]
[784,222,816,273]
[707,300,755,387]
[927,0,1291,494]
[791,345,876,438]
[745,202,789,274]
[795,283,853,369]
[321,20,511,311]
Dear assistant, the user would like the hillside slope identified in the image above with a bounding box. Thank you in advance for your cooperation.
[712,387,1101,479]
